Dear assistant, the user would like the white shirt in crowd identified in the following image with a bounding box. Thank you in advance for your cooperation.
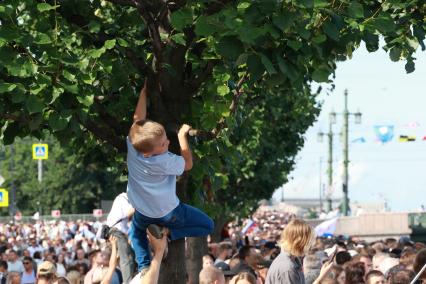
[7,260,24,273]
[106,192,133,234]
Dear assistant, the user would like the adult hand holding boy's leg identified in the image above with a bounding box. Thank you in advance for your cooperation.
[178,124,193,171]
[141,229,168,284]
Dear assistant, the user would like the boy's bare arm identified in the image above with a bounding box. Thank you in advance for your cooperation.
[178,124,193,171]
[133,79,147,122]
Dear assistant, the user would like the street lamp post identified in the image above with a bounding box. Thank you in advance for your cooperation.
[319,89,361,216]
[341,89,362,216]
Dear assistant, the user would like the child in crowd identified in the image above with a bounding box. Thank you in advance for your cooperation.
[127,80,214,276]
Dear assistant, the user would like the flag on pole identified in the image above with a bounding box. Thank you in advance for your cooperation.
[374,125,394,144]
[399,135,416,142]
[314,218,338,237]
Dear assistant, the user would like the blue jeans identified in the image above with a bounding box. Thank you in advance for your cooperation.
[129,202,214,271]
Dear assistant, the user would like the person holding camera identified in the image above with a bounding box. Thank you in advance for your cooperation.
[100,192,136,284]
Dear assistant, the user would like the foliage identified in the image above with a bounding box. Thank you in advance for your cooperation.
[0,137,125,216]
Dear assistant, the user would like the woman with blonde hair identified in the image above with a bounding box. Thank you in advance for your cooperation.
[265,219,332,284]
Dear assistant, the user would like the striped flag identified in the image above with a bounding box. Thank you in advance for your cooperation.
[399,135,416,142]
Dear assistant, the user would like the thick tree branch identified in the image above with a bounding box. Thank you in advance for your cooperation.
[188,60,217,93]
[107,0,136,7]
[134,0,164,66]
[79,118,126,153]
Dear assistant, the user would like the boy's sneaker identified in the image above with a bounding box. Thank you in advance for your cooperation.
[147,224,164,239]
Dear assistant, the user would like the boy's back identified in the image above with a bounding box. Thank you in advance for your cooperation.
[126,137,185,218]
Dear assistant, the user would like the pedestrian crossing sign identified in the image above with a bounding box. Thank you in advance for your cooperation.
[32,144,48,160]
[0,189,9,207]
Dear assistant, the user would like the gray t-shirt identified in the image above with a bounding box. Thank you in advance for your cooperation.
[126,137,185,218]
[265,251,305,284]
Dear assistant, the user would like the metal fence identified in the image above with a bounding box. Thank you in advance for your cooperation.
[0,214,107,224]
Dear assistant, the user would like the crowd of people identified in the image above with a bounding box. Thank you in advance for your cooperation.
[0,208,425,284]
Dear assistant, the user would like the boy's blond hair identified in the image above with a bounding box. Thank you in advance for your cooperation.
[279,219,315,257]
[129,120,165,154]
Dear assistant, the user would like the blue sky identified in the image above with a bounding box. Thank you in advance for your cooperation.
[273,43,426,212]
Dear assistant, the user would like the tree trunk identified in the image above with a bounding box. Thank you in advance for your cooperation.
[211,216,228,243]
[158,238,186,284]
[186,237,208,284]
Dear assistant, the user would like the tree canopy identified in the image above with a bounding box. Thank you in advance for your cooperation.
[1,0,425,282]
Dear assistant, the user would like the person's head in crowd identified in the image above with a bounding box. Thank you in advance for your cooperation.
[7,271,21,284]
[372,242,386,254]
[335,251,352,266]
[231,271,256,284]
[75,263,88,277]
[7,250,19,262]
[57,253,66,265]
[237,246,257,269]
[303,254,321,284]
[23,256,34,272]
[365,270,385,284]
[279,219,315,257]
[217,242,232,262]
[414,248,426,282]
[385,238,398,250]
[203,254,214,268]
[199,266,225,284]
[30,238,38,248]
[65,270,80,284]
[33,252,42,262]
[228,257,241,270]
[88,250,102,267]
[52,277,70,284]
[75,249,85,261]
[37,261,57,284]
[399,249,416,270]
[352,253,372,274]
[22,250,31,258]
[388,268,415,284]
[344,262,365,284]
[0,260,8,273]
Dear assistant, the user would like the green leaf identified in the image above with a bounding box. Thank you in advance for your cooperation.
[323,22,339,41]
[405,59,415,73]
[171,33,186,46]
[259,53,277,74]
[58,82,79,94]
[117,38,129,47]
[276,55,299,82]
[49,112,68,131]
[77,94,94,107]
[389,47,401,62]
[272,13,295,32]
[247,55,264,81]
[216,37,244,60]
[171,8,193,31]
[312,66,330,82]
[0,82,16,93]
[34,33,52,45]
[26,95,44,114]
[294,0,314,8]
[288,40,302,51]
[104,39,116,50]
[37,3,60,12]
[314,0,329,8]
[88,47,106,58]
[348,2,364,18]
[63,70,76,82]
[217,85,230,96]
[88,21,101,33]
[370,16,396,33]
[51,87,63,104]
[195,17,217,37]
